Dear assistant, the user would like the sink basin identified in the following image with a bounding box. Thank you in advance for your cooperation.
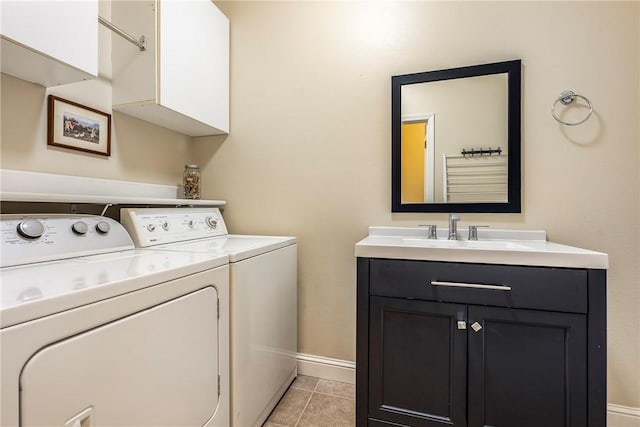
[402,238,535,250]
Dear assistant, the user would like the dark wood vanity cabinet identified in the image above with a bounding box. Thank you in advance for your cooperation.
[356,258,607,427]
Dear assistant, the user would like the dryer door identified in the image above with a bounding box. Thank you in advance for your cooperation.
[20,287,220,426]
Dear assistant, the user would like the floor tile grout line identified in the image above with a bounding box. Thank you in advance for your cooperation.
[273,378,355,427]
[311,378,355,400]
[312,390,355,400]
[293,389,314,427]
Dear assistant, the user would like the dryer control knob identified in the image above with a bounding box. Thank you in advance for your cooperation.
[162,221,170,231]
[72,221,89,235]
[205,216,218,229]
[96,221,111,234]
[147,224,156,232]
[17,219,45,239]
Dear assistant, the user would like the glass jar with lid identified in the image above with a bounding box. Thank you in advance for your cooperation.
[183,164,201,199]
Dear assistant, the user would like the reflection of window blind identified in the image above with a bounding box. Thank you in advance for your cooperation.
[443,154,508,203]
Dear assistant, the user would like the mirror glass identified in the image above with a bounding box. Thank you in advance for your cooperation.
[392,60,521,213]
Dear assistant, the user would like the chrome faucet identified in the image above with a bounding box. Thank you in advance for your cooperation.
[448,214,460,240]
[468,225,489,241]
[419,224,438,239]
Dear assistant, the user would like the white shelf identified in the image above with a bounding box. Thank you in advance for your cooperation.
[0,192,225,207]
[0,170,225,207]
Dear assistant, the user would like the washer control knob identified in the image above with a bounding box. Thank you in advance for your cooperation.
[17,219,45,239]
[147,224,156,232]
[205,216,218,229]
[187,220,194,229]
[72,221,89,235]
[162,221,170,231]
[96,221,111,234]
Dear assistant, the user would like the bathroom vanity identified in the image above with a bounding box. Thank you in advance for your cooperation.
[355,227,608,427]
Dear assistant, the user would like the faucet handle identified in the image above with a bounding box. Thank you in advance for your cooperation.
[468,225,489,241]
[418,224,438,239]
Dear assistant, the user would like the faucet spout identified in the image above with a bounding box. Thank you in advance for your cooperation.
[448,214,460,240]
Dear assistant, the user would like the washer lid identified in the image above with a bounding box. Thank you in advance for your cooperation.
[0,249,228,328]
[153,234,296,262]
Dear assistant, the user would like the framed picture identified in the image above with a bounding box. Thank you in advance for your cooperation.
[47,95,111,156]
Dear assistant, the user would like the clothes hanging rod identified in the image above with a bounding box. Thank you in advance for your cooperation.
[98,16,146,51]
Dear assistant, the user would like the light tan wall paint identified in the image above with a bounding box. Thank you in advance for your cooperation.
[194,1,640,407]
[0,0,190,185]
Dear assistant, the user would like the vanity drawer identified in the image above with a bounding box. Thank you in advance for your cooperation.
[369,259,588,313]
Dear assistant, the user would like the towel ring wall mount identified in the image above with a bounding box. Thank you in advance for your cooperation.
[551,90,593,126]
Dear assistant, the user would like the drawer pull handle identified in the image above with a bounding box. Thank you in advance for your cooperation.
[430,280,512,291]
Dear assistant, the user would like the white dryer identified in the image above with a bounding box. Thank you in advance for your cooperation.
[121,207,297,427]
[0,214,230,427]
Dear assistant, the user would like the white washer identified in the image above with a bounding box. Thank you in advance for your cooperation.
[121,207,297,427]
[1,214,230,427]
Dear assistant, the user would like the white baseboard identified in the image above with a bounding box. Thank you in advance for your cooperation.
[296,353,355,384]
[296,353,639,427]
[608,404,640,427]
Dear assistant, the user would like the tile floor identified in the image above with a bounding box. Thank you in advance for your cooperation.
[264,376,355,427]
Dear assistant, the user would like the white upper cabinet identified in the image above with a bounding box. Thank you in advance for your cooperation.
[0,0,99,87]
[112,0,229,136]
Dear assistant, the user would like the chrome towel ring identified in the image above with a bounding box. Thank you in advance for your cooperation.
[551,90,593,126]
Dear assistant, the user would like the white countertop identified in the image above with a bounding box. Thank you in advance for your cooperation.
[355,227,608,269]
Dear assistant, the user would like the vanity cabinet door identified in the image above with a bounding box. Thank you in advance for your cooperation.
[467,306,587,427]
[368,297,467,427]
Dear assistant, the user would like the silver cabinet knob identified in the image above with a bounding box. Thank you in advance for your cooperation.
[72,221,89,235]
[96,221,111,234]
[17,219,45,239]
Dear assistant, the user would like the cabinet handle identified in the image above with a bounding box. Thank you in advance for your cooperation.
[430,280,512,291]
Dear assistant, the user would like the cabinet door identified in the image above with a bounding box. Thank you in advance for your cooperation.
[0,0,98,86]
[369,297,467,426]
[468,306,587,427]
[159,0,229,134]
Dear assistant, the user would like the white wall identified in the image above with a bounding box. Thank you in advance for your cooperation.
[193,1,640,408]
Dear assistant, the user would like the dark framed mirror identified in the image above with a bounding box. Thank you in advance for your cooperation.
[392,60,521,213]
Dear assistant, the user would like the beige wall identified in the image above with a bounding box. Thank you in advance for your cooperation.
[0,0,638,409]
[193,1,640,407]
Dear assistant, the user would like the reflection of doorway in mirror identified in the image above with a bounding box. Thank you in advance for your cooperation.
[401,114,435,203]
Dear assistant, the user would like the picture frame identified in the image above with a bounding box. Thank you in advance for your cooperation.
[47,95,111,157]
